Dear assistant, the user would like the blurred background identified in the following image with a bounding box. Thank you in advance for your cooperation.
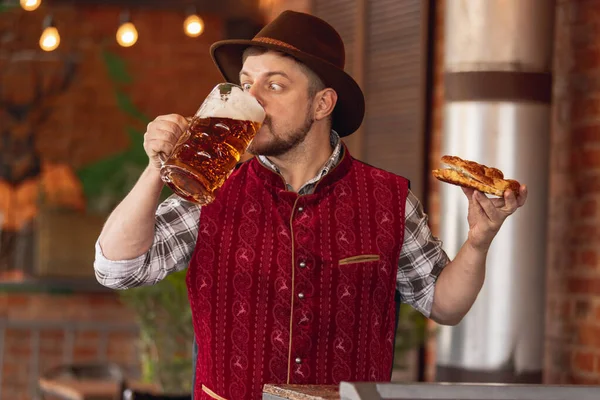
[0,0,598,398]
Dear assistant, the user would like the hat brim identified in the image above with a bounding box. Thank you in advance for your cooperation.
[210,39,365,138]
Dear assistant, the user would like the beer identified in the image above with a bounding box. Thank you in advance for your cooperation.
[161,116,261,204]
[160,84,265,205]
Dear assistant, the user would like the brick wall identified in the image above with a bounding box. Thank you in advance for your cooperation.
[0,292,138,400]
[1,3,226,398]
[1,5,224,170]
[545,0,600,384]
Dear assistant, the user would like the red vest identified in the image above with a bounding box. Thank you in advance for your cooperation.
[187,150,409,400]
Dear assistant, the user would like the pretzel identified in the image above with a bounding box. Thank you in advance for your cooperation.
[432,155,521,197]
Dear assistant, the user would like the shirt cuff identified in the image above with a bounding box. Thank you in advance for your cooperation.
[94,240,148,277]
[412,283,436,318]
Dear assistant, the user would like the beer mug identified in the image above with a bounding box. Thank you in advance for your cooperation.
[160,83,265,205]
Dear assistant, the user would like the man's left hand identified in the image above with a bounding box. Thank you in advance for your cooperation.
[462,185,528,252]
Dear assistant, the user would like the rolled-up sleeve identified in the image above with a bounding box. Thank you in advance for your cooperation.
[94,194,201,289]
[397,190,450,317]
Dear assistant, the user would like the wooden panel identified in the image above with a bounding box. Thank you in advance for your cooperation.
[36,209,106,278]
[365,0,427,199]
[313,0,429,199]
[313,0,357,77]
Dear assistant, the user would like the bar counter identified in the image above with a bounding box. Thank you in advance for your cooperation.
[262,382,600,400]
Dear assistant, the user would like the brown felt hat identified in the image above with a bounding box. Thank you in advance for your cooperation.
[210,10,365,137]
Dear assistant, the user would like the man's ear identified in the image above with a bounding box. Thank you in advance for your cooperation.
[314,88,337,121]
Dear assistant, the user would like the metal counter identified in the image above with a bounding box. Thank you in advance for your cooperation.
[339,382,599,400]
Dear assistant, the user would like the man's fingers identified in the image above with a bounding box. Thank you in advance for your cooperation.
[473,191,499,223]
[516,185,528,207]
[145,139,174,158]
[503,189,519,212]
[156,113,189,127]
[151,119,187,136]
[148,128,181,145]
[144,130,179,151]
[489,197,506,208]
[462,186,475,199]
[149,115,189,136]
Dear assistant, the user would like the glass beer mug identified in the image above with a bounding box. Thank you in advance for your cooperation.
[160,83,265,205]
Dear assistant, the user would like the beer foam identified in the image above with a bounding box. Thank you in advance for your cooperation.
[198,85,265,123]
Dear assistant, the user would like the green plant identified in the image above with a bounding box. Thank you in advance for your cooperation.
[393,303,437,371]
[0,3,17,13]
[76,50,171,214]
[119,270,194,393]
[80,49,189,391]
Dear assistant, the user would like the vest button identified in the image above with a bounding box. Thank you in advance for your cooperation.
[297,206,304,212]
[295,357,302,364]
[299,261,306,268]
[298,293,305,299]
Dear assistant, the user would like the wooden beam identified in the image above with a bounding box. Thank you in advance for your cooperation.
[344,0,366,160]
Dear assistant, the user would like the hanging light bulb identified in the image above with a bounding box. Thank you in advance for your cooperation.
[20,0,42,11]
[39,15,60,52]
[184,13,204,38]
[116,11,138,47]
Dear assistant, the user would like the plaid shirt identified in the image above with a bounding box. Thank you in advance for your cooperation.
[94,132,449,317]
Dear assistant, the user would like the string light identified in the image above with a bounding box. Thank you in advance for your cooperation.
[20,0,41,11]
[184,13,204,37]
[116,11,138,47]
[39,15,60,52]
[27,6,209,50]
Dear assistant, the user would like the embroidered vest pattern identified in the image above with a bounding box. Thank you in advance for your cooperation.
[187,152,409,400]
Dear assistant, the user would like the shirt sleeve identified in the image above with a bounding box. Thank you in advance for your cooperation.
[94,194,201,290]
[397,190,450,318]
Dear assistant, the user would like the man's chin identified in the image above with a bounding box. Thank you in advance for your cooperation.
[246,141,262,156]
[247,131,275,156]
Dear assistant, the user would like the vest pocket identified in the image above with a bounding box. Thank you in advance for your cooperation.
[338,254,381,266]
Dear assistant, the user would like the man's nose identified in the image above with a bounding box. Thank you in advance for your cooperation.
[248,85,265,108]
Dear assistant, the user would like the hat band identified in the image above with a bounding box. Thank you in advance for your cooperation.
[254,37,300,51]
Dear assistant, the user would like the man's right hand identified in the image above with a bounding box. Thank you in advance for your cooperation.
[143,114,189,170]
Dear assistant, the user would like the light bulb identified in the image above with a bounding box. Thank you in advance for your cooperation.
[116,22,138,47]
[184,14,204,37]
[20,0,41,11]
[39,26,60,51]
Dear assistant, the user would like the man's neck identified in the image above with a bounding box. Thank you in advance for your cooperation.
[266,126,334,192]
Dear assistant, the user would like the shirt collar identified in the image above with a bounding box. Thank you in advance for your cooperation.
[257,130,342,194]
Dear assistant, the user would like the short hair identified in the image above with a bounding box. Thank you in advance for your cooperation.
[242,46,326,98]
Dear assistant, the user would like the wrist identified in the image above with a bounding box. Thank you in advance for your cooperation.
[146,162,162,176]
[144,164,165,187]
[465,235,490,255]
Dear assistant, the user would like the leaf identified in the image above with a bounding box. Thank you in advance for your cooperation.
[102,50,132,84]
[125,126,148,163]
[116,91,151,124]
[76,152,130,198]
[82,46,190,392]
[0,4,17,13]
[76,51,155,212]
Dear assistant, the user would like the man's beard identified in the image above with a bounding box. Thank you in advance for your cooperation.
[247,107,315,157]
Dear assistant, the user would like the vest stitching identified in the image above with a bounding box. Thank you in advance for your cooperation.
[286,196,301,383]
[202,384,228,400]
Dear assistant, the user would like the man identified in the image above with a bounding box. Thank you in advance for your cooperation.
[94,10,527,400]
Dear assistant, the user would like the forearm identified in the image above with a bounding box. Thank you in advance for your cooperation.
[430,239,488,325]
[98,166,164,260]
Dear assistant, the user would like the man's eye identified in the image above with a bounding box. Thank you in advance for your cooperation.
[241,83,252,91]
[269,83,282,91]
